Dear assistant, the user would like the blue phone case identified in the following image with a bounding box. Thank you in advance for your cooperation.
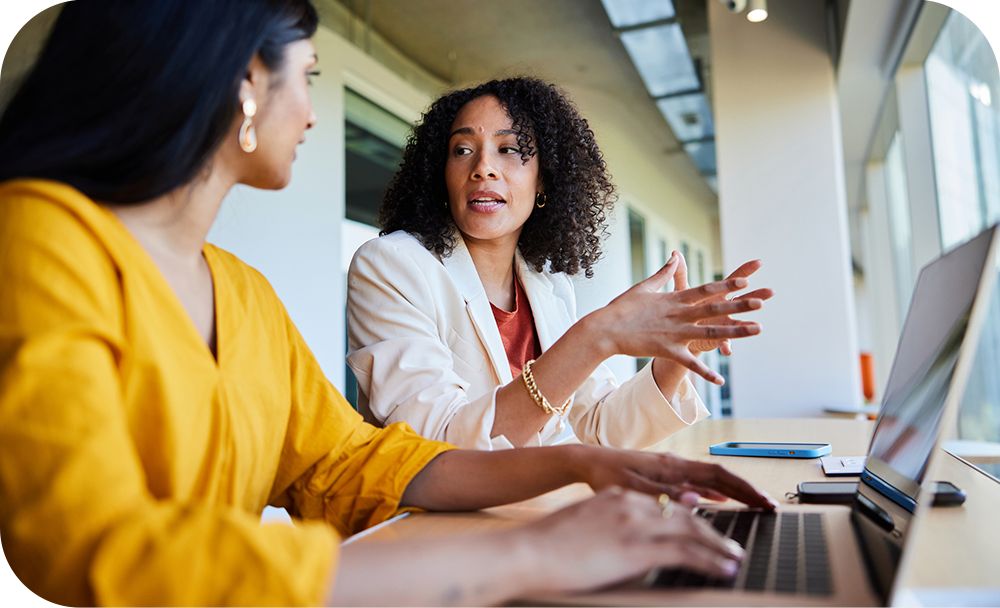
[708,441,832,458]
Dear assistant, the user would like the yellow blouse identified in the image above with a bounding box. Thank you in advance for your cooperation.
[0,179,453,606]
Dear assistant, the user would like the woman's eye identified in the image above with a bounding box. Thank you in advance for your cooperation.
[453,146,472,156]
[500,146,520,154]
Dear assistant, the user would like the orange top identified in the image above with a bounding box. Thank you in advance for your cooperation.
[491,278,542,378]
[0,179,454,606]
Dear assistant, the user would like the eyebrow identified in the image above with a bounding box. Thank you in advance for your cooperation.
[448,127,518,138]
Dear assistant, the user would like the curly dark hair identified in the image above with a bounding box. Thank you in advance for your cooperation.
[378,77,616,278]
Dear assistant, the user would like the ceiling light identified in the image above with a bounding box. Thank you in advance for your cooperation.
[746,0,768,23]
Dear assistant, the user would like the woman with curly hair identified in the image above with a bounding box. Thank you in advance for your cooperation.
[347,77,772,450]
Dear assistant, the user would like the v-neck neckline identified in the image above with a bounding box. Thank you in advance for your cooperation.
[102,206,225,368]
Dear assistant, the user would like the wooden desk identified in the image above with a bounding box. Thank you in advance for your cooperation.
[353,419,1000,600]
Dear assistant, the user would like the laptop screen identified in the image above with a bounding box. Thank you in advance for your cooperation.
[851,225,997,600]
[862,225,996,511]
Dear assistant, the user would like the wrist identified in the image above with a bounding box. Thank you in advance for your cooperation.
[551,444,592,485]
[574,310,615,360]
[651,357,686,400]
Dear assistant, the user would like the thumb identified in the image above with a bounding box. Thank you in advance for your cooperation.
[640,253,679,292]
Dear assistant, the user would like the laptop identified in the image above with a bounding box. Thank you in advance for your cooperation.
[551,224,999,607]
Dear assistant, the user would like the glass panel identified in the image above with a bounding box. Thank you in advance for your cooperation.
[954,255,1000,482]
[600,0,675,28]
[924,11,1000,249]
[684,140,717,174]
[629,209,649,373]
[656,93,714,142]
[620,24,699,97]
[628,208,647,284]
[343,89,410,407]
[344,90,409,227]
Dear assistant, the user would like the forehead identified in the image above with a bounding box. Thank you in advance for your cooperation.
[284,38,317,63]
[450,95,513,132]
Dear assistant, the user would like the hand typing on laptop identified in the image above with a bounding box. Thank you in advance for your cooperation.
[513,487,748,595]
[576,448,779,509]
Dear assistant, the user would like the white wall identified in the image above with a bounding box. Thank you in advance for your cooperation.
[709,0,862,416]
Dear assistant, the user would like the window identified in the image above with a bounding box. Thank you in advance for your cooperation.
[925,11,1000,249]
[342,89,410,407]
[628,209,649,372]
[923,11,1000,478]
[628,209,647,285]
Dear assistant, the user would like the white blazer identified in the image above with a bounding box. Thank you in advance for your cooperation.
[346,230,709,450]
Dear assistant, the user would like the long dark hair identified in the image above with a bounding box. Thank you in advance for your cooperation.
[379,77,616,278]
[0,0,318,204]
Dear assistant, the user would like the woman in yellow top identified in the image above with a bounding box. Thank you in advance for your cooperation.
[0,1,774,605]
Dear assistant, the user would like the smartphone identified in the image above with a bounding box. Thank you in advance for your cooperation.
[708,441,832,458]
[798,480,966,506]
[798,480,859,504]
[931,481,967,506]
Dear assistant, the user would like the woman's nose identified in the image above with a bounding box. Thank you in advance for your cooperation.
[472,152,498,180]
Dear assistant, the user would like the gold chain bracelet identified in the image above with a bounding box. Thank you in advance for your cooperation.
[521,359,571,416]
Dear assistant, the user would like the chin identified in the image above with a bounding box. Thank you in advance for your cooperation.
[245,168,292,191]
[456,222,518,243]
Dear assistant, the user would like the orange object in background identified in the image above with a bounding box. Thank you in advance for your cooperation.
[860,352,876,404]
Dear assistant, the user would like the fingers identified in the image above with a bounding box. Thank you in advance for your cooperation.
[642,511,744,575]
[675,276,749,305]
[665,541,742,579]
[640,253,680,293]
[673,251,689,292]
[677,298,763,322]
[725,259,762,280]
[719,340,733,356]
[581,490,745,579]
[673,351,725,385]
[682,461,777,510]
[680,323,761,342]
[733,288,774,302]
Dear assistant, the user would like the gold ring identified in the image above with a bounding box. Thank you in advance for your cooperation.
[658,493,675,518]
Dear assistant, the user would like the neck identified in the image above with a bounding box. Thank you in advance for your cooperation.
[110,169,234,267]
[463,231,520,309]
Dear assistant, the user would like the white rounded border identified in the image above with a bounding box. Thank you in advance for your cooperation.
[0,0,998,606]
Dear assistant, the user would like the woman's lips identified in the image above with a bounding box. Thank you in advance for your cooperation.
[467,190,506,213]
[468,199,506,213]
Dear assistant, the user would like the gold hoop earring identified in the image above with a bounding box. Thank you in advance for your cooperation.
[535,192,547,208]
[239,99,258,153]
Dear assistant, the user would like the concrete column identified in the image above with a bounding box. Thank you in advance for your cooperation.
[709,0,862,416]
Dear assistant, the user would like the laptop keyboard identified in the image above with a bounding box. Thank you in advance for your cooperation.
[652,510,833,596]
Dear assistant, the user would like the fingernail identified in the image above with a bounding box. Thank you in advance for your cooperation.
[723,560,739,576]
[727,540,745,557]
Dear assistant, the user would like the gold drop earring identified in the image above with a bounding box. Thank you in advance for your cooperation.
[535,192,547,208]
[239,99,258,153]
